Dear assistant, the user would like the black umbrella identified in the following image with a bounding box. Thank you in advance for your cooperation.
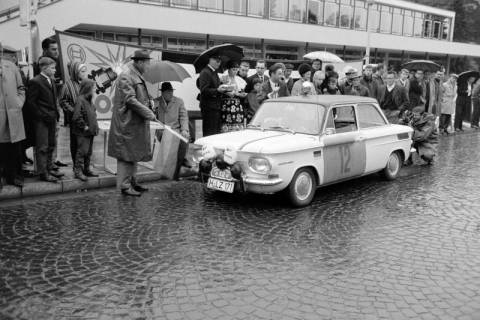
[401,60,441,73]
[193,43,244,73]
[458,70,480,85]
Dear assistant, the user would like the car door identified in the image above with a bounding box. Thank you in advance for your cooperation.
[356,103,391,173]
[321,105,366,184]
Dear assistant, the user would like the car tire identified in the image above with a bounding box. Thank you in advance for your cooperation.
[382,151,402,181]
[286,168,317,207]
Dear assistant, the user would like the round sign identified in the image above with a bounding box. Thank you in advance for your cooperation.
[95,94,111,114]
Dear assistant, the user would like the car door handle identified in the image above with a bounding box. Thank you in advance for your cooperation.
[355,136,365,142]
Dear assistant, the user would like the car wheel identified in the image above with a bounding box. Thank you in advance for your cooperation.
[287,168,317,207]
[382,151,402,180]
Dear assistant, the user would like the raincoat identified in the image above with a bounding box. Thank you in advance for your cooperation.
[107,63,155,162]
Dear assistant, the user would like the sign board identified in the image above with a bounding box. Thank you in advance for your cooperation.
[56,31,162,119]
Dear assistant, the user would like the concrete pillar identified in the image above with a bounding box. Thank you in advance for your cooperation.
[384,52,389,68]
[445,55,451,74]
[261,38,266,59]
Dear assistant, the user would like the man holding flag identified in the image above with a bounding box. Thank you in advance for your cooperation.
[108,49,156,197]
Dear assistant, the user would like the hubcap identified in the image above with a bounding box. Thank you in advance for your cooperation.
[294,172,313,201]
[387,154,400,175]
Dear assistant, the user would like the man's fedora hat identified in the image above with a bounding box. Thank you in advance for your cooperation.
[130,49,152,60]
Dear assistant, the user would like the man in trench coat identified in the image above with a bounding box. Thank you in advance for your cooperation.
[0,58,26,188]
[107,50,156,196]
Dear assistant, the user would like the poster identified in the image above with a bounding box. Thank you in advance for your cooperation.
[56,31,163,119]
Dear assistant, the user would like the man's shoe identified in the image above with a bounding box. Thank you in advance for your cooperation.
[40,174,58,183]
[54,160,68,167]
[133,184,149,192]
[49,171,65,178]
[50,164,59,171]
[84,170,99,177]
[74,171,87,182]
[7,177,24,188]
[23,157,34,165]
[121,188,141,196]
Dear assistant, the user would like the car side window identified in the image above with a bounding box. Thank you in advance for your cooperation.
[326,106,358,134]
[357,104,387,128]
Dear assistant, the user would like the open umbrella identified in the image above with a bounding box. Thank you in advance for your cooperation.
[458,70,480,85]
[144,60,191,84]
[303,51,344,63]
[193,44,244,73]
[401,60,441,73]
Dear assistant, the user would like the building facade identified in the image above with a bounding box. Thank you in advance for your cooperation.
[1,0,479,71]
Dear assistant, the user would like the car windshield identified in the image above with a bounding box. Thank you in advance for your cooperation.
[250,101,324,135]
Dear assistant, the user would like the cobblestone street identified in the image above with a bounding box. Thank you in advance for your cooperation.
[1,132,480,320]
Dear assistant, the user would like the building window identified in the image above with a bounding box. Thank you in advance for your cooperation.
[103,32,114,41]
[168,37,207,53]
[442,18,450,40]
[198,0,222,12]
[379,5,391,33]
[171,0,193,8]
[270,0,288,20]
[152,36,163,46]
[423,17,432,38]
[308,0,324,25]
[116,34,130,42]
[432,20,441,39]
[353,0,367,30]
[391,7,402,35]
[324,0,339,27]
[339,0,352,28]
[289,0,306,22]
[413,12,423,38]
[266,44,298,60]
[403,10,414,36]
[368,4,380,32]
[248,0,264,17]
[224,0,247,15]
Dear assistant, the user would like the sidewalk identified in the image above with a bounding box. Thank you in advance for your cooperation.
[0,125,199,201]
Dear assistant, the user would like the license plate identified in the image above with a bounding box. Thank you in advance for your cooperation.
[207,178,235,193]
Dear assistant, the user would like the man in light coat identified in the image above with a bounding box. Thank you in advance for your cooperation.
[0,58,26,188]
[439,74,457,134]
[154,82,191,179]
[108,50,156,196]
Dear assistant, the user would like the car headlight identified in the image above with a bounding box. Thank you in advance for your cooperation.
[248,157,272,174]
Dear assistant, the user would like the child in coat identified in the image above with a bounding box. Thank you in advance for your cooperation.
[72,79,99,181]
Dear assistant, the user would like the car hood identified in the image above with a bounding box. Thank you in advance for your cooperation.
[195,129,319,154]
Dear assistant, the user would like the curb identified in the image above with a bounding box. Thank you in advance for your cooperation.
[0,171,166,202]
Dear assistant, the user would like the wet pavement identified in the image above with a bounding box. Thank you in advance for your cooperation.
[1,132,480,320]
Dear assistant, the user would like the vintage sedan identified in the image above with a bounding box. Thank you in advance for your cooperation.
[193,95,413,207]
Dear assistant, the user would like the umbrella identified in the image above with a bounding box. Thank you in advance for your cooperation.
[193,43,244,73]
[401,60,441,73]
[144,60,191,84]
[303,51,344,63]
[458,70,480,85]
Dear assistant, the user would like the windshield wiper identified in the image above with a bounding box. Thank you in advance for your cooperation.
[267,125,296,134]
[247,124,264,131]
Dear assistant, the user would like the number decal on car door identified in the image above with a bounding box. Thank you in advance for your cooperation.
[339,145,351,174]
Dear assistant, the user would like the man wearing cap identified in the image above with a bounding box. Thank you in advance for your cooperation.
[154,82,191,178]
[339,70,370,97]
[25,57,64,182]
[108,49,156,196]
[198,55,228,136]
[258,63,290,103]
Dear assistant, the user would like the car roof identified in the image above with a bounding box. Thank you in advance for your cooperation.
[266,95,379,107]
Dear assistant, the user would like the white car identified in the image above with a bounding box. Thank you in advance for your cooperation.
[194,95,413,207]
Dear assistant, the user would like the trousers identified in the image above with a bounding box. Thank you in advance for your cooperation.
[74,135,93,172]
[34,120,57,175]
[201,107,222,137]
[116,160,138,191]
[0,141,23,183]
